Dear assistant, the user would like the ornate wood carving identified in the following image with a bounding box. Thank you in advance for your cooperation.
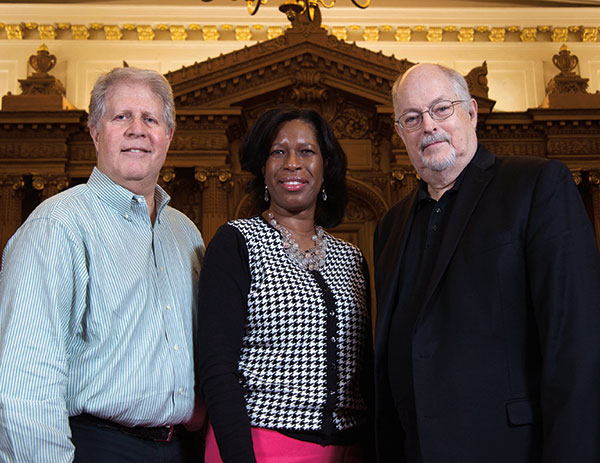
[1,5,599,256]
[32,174,69,200]
[2,45,76,111]
[542,45,600,109]
[0,175,25,252]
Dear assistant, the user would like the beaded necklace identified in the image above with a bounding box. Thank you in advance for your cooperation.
[266,210,327,271]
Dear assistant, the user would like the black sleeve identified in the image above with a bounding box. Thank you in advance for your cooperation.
[196,224,256,463]
[525,160,600,462]
[359,255,376,461]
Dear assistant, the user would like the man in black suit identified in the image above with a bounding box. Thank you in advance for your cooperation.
[373,63,600,463]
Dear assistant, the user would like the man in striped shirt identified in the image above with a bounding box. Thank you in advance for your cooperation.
[0,67,205,463]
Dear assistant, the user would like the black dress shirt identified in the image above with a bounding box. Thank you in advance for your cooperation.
[387,169,467,460]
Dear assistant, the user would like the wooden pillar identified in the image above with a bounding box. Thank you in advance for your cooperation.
[0,175,25,258]
[195,167,232,243]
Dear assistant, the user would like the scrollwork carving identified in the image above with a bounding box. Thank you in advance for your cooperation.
[160,167,176,184]
[289,65,328,103]
[391,169,405,183]
[0,175,25,195]
[31,174,69,199]
[158,167,176,193]
[589,170,600,188]
[194,167,234,191]
[332,108,370,139]
[216,169,232,185]
[465,61,490,99]
[195,168,209,185]
[346,177,388,221]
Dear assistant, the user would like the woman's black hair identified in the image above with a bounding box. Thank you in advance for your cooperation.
[240,105,347,228]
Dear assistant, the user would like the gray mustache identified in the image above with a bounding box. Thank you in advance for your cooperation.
[421,133,450,150]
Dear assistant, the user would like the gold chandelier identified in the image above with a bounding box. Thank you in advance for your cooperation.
[201,0,371,18]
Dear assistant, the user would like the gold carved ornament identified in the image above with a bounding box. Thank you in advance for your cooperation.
[6,24,23,40]
[589,170,600,188]
[489,28,506,42]
[160,168,176,184]
[552,27,569,42]
[520,27,537,42]
[136,25,155,41]
[0,176,25,192]
[395,27,411,42]
[38,25,56,40]
[71,25,90,40]
[194,168,233,190]
[427,27,443,42]
[104,25,123,40]
[363,26,379,42]
[170,26,187,41]
[458,27,474,42]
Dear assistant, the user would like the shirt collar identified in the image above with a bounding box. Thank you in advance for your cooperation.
[87,167,171,221]
[417,161,469,206]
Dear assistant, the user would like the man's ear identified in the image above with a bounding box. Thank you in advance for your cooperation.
[468,98,478,127]
[165,128,174,148]
[89,126,100,151]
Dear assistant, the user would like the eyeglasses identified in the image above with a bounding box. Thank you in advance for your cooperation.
[395,100,466,132]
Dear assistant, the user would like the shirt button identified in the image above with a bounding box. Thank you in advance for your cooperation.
[434,207,441,213]
[166,304,172,311]
[329,311,335,317]
[174,344,180,351]
[432,225,439,232]
[136,197,144,204]
[330,337,336,343]
[178,387,184,395]
[160,266,165,272]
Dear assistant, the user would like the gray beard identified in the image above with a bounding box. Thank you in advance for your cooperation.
[422,146,456,171]
[419,133,456,171]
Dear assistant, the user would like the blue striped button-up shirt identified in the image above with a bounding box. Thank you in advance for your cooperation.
[0,167,204,463]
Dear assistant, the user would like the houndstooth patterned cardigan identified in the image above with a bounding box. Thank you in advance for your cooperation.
[230,216,370,435]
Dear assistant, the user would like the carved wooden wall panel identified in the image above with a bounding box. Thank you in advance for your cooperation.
[1,11,600,263]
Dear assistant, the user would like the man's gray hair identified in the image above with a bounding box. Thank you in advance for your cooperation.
[88,67,176,133]
[392,64,472,112]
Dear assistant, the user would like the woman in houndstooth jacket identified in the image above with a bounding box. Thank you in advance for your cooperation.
[196,106,374,463]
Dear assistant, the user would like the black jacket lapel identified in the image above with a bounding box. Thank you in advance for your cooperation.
[374,189,418,354]
[421,145,496,307]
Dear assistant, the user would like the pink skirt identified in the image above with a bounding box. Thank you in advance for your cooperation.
[205,425,363,463]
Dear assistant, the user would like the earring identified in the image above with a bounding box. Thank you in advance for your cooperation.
[321,186,327,201]
[264,185,270,202]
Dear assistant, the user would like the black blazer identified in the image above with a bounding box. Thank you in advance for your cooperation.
[373,145,600,463]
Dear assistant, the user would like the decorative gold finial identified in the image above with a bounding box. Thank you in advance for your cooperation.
[552,44,578,76]
[28,44,56,76]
